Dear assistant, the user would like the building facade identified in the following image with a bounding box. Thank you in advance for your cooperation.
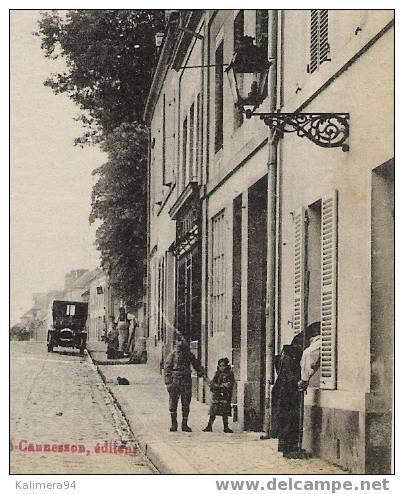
[81,268,121,342]
[144,10,394,473]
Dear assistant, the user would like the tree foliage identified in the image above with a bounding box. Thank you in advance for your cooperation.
[90,123,148,305]
[36,10,164,305]
[36,9,164,144]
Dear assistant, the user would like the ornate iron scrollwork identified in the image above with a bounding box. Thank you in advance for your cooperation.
[257,112,350,151]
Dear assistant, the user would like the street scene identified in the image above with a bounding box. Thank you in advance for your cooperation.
[10,10,394,475]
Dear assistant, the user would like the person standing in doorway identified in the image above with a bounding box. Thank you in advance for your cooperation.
[270,322,320,458]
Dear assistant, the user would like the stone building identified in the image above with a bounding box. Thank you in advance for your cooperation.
[84,268,120,342]
[63,269,90,301]
[144,10,394,473]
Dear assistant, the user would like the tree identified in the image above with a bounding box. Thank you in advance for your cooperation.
[35,9,165,144]
[36,10,165,304]
[90,122,148,306]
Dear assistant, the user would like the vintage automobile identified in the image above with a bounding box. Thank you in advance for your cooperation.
[47,300,88,354]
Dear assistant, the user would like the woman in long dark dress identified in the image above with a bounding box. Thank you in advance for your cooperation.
[203,358,235,433]
[270,322,320,457]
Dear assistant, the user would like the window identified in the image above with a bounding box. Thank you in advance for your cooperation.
[66,304,76,316]
[256,10,268,99]
[182,116,188,189]
[292,191,338,389]
[157,256,166,342]
[215,41,224,152]
[233,11,244,129]
[195,93,201,183]
[189,103,195,181]
[307,200,322,326]
[256,10,268,53]
[210,210,226,335]
[308,10,330,73]
[162,94,167,185]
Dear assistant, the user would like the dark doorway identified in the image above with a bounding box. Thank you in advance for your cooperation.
[245,175,268,431]
[176,245,202,357]
[366,159,394,473]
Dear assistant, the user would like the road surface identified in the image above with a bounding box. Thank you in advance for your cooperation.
[10,341,155,474]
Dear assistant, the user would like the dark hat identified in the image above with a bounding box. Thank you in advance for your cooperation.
[291,321,321,350]
[217,357,230,366]
[306,321,321,339]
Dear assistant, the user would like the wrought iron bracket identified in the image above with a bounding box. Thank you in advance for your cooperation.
[245,111,350,151]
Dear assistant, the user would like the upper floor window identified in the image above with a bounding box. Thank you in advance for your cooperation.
[233,11,244,129]
[256,10,268,53]
[210,210,226,335]
[162,94,167,186]
[195,93,201,183]
[256,10,269,99]
[307,10,331,74]
[182,116,188,189]
[215,41,224,153]
[189,102,195,181]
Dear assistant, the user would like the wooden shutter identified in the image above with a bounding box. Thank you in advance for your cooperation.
[319,10,330,65]
[308,10,330,74]
[320,191,338,389]
[308,10,319,74]
[293,208,307,335]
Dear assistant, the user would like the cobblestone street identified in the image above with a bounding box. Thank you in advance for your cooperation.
[10,342,155,474]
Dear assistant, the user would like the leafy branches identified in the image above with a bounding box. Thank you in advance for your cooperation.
[36,10,164,305]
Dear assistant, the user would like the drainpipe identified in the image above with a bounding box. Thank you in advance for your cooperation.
[262,9,279,439]
[146,127,152,342]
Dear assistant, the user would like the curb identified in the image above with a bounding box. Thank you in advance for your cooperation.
[95,364,198,474]
[88,348,198,474]
[86,350,159,474]
[87,347,131,366]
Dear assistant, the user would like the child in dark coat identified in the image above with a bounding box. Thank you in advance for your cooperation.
[203,358,235,433]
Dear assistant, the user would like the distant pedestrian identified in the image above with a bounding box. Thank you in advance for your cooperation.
[106,317,119,360]
[117,311,129,358]
[126,316,138,356]
[164,336,205,432]
[203,358,235,433]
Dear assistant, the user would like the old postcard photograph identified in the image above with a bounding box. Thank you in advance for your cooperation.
[10,8,394,479]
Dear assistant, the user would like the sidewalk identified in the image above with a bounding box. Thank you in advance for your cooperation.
[87,342,344,474]
[87,341,131,365]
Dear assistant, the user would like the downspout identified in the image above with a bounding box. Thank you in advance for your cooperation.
[262,9,279,439]
[146,127,152,341]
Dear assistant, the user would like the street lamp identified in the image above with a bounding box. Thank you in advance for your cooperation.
[225,36,271,116]
[226,36,350,151]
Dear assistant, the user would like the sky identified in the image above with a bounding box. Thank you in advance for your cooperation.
[10,10,106,324]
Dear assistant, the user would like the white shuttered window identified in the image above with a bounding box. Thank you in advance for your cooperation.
[292,192,338,389]
[308,10,330,74]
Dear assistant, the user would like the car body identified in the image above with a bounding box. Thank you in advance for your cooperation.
[47,301,88,354]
